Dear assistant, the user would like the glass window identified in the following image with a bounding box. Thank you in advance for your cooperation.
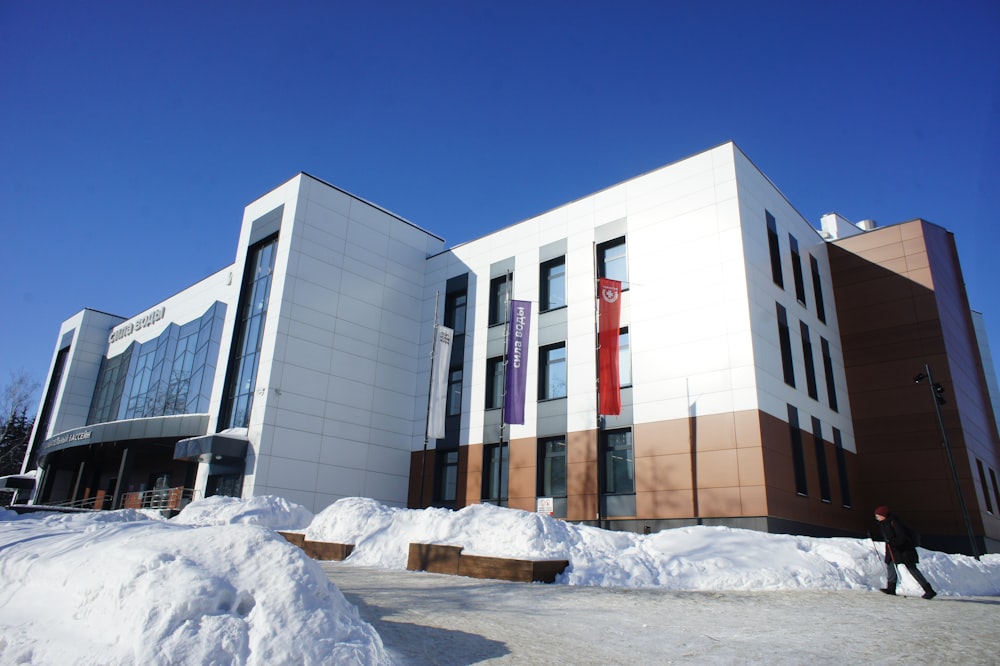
[482,443,508,504]
[538,436,567,498]
[766,211,783,288]
[813,417,831,502]
[489,275,510,326]
[597,237,628,288]
[436,449,458,505]
[777,304,795,387]
[485,356,504,409]
[539,343,567,400]
[444,290,467,336]
[834,428,851,508]
[603,429,634,495]
[619,328,632,387]
[810,255,827,323]
[221,234,277,429]
[540,257,566,311]
[790,235,807,305]
[990,467,1000,516]
[446,367,463,417]
[977,460,993,513]
[788,405,807,496]
[801,322,818,400]
[821,338,839,412]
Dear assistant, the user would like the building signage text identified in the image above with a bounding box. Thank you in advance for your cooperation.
[109,307,166,344]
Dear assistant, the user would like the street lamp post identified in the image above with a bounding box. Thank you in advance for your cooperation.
[915,364,980,559]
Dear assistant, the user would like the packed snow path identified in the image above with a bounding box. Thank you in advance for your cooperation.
[323,562,1000,665]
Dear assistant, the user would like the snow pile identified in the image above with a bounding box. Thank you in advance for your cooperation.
[2,495,1000,665]
[305,498,1000,596]
[172,494,313,530]
[0,508,386,665]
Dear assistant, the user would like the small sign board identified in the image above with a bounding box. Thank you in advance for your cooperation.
[536,497,554,515]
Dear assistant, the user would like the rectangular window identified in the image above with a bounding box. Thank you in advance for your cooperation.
[221,233,277,429]
[444,290,467,336]
[538,436,567,498]
[788,405,807,496]
[810,255,827,323]
[777,304,795,387]
[603,428,635,494]
[485,356,504,409]
[482,443,508,503]
[540,257,566,311]
[801,322,818,400]
[790,235,807,305]
[766,211,784,288]
[833,428,851,508]
[619,328,632,387]
[977,459,993,513]
[446,367,463,417]
[597,237,628,288]
[990,468,1000,516]
[436,449,458,505]
[821,338,839,412]
[539,343,567,400]
[488,275,510,326]
[813,417,831,502]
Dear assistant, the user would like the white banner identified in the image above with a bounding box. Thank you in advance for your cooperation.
[427,325,454,439]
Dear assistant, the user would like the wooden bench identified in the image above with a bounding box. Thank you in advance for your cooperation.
[276,532,354,561]
[407,543,568,583]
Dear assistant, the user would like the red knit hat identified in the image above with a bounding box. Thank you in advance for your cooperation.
[874,505,890,517]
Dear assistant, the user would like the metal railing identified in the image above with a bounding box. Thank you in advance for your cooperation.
[33,487,200,513]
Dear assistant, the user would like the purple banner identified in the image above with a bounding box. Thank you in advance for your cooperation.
[504,300,531,425]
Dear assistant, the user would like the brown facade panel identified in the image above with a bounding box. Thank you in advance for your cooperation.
[698,487,743,517]
[636,489,695,518]
[640,452,693,492]
[634,420,689,456]
[507,438,536,508]
[696,449,740,489]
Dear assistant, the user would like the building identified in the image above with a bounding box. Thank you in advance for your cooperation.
[21,142,1000,554]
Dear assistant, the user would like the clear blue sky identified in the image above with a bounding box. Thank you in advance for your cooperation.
[2,1,998,411]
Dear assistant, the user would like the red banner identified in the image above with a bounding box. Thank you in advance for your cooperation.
[598,278,622,415]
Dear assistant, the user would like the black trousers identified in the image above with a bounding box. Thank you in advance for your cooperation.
[886,561,934,593]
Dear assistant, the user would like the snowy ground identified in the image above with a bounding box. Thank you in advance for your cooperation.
[2,495,999,665]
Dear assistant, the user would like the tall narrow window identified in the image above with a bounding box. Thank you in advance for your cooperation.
[833,428,851,507]
[990,468,1000,516]
[801,322,818,400]
[539,343,567,400]
[977,460,993,513]
[436,449,459,506]
[766,211,784,288]
[540,257,566,311]
[597,237,628,288]
[813,417,831,502]
[777,304,795,387]
[619,328,632,387]
[488,275,510,326]
[810,255,827,323]
[485,356,504,409]
[603,429,635,494]
[220,234,277,430]
[821,338,839,412]
[444,290,467,336]
[446,367,463,416]
[538,436,567,498]
[482,444,508,504]
[789,235,807,305]
[788,405,807,496]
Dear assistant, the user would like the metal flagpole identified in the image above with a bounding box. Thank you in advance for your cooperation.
[419,291,440,509]
[498,271,511,507]
[593,243,603,524]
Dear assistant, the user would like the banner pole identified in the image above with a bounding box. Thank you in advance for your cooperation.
[419,291,440,509]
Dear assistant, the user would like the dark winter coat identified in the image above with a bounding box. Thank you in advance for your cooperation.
[880,514,919,566]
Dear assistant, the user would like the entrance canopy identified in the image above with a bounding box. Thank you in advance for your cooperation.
[174,433,248,462]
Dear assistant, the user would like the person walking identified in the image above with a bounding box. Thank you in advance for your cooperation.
[874,505,936,599]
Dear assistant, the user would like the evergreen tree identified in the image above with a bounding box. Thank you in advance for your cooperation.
[0,408,33,476]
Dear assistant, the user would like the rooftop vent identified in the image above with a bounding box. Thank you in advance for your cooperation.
[857,219,878,231]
